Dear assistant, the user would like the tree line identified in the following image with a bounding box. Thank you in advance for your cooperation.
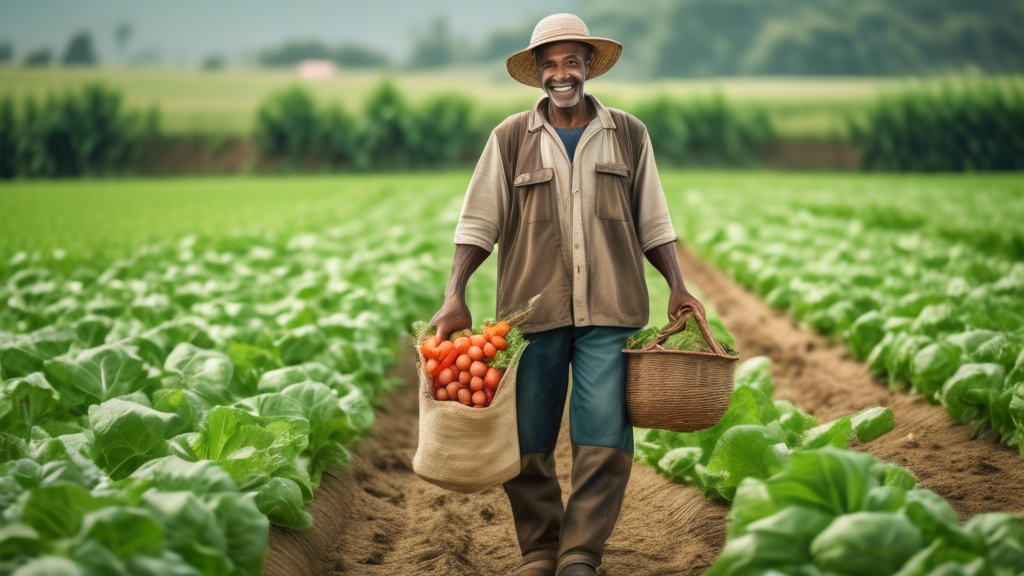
[1,79,1021,178]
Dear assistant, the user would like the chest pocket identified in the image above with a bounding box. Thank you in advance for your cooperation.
[513,167,555,223]
[594,162,631,221]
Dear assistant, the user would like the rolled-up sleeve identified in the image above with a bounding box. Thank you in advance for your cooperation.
[453,130,509,253]
[632,129,677,253]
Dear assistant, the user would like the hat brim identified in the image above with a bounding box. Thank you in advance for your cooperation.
[506,37,622,88]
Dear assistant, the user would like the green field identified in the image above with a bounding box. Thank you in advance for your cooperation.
[4,67,1020,139]
[4,171,1024,574]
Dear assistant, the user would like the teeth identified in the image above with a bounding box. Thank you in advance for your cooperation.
[552,85,573,92]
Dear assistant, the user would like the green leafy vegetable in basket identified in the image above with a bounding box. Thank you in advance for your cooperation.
[626,316,738,355]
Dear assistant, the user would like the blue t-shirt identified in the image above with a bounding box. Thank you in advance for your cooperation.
[554,126,587,165]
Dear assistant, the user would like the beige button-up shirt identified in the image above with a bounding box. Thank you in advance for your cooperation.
[454,91,676,333]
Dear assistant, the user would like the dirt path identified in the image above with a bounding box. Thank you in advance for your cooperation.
[264,246,1024,575]
[264,337,728,576]
[678,244,1024,520]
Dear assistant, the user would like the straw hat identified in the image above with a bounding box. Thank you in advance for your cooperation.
[506,13,622,88]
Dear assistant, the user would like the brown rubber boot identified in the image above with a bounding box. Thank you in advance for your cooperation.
[503,452,565,575]
[555,444,633,574]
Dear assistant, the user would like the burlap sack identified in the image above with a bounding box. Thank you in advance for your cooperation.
[412,340,528,493]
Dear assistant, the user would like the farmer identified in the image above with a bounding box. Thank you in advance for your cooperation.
[431,13,705,576]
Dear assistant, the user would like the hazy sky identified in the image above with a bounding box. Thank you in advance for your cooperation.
[0,0,577,65]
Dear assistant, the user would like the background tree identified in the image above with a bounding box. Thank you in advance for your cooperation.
[115,22,132,64]
[335,44,390,68]
[0,41,13,64]
[407,16,452,68]
[201,54,225,71]
[62,31,97,66]
[258,40,333,67]
[23,48,52,67]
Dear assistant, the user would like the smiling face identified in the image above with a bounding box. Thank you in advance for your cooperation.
[534,40,592,109]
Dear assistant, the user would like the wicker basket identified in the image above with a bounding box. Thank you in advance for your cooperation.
[624,304,738,432]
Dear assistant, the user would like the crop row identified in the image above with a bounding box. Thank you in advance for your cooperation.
[0,200,450,574]
[672,189,1024,455]
[635,355,1024,575]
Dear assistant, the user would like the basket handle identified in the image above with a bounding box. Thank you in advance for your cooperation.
[640,304,728,356]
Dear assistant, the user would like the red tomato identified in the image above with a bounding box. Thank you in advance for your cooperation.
[435,388,449,401]
[484,368,501,390]
[470,334,487,348]
[424,359,438,375]
[457,388,472,405]
[454,337,471,354]
[455,354,472,371]
[470,361,488,378]
[485,388,494,403]
[437,368,455,386]
[483,326,495,339]
[470,376,484,391]
[472,390,486,405]
[459,370,472,385]
[445,381,461,399]
[483,342,497,358]
[468,346,484,361]
[491,335,508,350]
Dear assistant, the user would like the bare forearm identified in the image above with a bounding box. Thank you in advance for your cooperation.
[644,240,686,291]
[444,244,491,300]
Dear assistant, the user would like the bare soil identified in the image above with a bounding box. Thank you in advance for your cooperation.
[263,246,1024,575]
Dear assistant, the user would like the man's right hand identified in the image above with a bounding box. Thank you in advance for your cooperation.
[430,295,473,342]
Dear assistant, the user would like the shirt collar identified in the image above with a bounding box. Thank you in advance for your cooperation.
[528,91,615,133]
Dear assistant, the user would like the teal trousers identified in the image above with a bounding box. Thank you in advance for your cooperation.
[503,325,637,569]
[515,325,637,454]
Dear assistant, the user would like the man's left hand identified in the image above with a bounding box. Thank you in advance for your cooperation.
[668,286,706,323]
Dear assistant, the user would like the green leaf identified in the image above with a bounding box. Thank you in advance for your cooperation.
[19,484,98,539]
[706,425,789,499]
[965,513,1024,573]
[129,456,239,494]
[735,356,775,397]
[43,343,148,414]
[810,512,924,576]
[80,506,165,559]
[940,363,1005,423]
[657,447,703,480]
[893,538,983,576]
[707,506,835,576]
[162,343,234,392]
[864,486,908,513]
[88,399,179,480]
[256,362,334,394]
[0,372,63,441]
[871,461,918,490]
[910,342,963,398]
[206,492,268,576]
[800,417,854,450]
[849,407,895,443]
[255,477,313,530]
[6,556,85,576]
[141,491,233,575]
[274,325,327,365]
[774,400,819,447]
[190,406,309,493]
[764,447,878,516]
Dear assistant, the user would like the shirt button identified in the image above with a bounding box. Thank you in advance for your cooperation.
[574,244,580,249]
